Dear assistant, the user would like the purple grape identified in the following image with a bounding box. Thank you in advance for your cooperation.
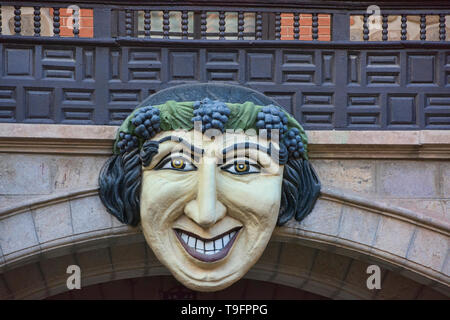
[192,98,230,133]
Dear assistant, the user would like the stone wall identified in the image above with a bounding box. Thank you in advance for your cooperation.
[314,159,449,221]
[0,124,449,299]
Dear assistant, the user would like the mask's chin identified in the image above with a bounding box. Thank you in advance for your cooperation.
[141,204,280,291]
[162,226,248,290]
[173,230,274,293]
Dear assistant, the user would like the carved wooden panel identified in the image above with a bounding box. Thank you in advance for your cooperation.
[1,43,449,130]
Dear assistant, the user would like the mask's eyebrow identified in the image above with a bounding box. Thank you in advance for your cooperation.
[222,142,271,160]
[158,135,204,159]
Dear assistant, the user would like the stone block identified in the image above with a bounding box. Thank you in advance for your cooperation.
[398,268,434,286]
[51,155,108,191]
[0,276,13,299]
[363,254,403,274]
[340,259,377,299]
[0,123,117,140]
[338,206,380,247]
[382,199,446,220]
[39,254,77,288]
[277,242,316,276]
[256,241,282,268]
[32,201,73,244]
[253,242,282,280]
[442,254,449,276]
[0,211,39,256]
[245,268,275,282]
[70,195,112,235]
[310,250,352,283]
[45,283,72,298]
[308,130,420,145]
[445,201,450,218]
[110,242,147,270]
[271,272,305,289]
[311,159,375,194]
[420,130,450,144]
[0,195,42,210]
[407,228,448,272]
[375,271,421,299]
[373,217,415,257]
[0,154,52,195]
[441,163,450,198]
[377,161,439,198]
[298,198,342,237]
[76,247,113,278]
[81,273,113,288]
[0,244,4,265]
[113,268,147,280]
[3,263,46,299]
[432,283,450,297]
[301,278,337,298]
[112,214,126,228]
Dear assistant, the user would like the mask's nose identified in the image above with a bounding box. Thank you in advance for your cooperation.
[184,158,226,228]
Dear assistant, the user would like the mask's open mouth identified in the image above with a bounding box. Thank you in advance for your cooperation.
[174,227,241,262]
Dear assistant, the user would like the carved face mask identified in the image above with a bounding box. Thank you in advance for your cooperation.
[139,130,284,291]
[99,96,320,292]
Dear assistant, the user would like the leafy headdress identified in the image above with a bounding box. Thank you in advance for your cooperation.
[114,99,309,161]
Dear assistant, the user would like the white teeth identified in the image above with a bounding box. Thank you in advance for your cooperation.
[223,234,230,247]
[178,230,238,256]
[214,239,223,250]
[196,239,204,250]
[188,236,196,247]
[205,241,214,250]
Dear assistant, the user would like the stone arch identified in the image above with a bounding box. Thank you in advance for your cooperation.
[0,187,448,299]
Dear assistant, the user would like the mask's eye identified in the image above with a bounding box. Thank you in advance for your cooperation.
[155,155,197,172]
[221,160,260,175]
[171,158,185,169]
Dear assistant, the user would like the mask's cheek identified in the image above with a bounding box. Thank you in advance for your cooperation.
[140,170,197,231]
[217,173,283,238]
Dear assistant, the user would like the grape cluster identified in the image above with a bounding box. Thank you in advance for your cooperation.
[255,105,288,138]
[117,132,139,153]
[131,106,161,140]
[191,98,231,133]
[283,128,305,159]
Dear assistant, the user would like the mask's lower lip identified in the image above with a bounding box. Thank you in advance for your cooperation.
[174,227,242,263]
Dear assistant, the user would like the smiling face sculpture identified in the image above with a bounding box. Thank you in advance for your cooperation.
[99,97,320,292]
